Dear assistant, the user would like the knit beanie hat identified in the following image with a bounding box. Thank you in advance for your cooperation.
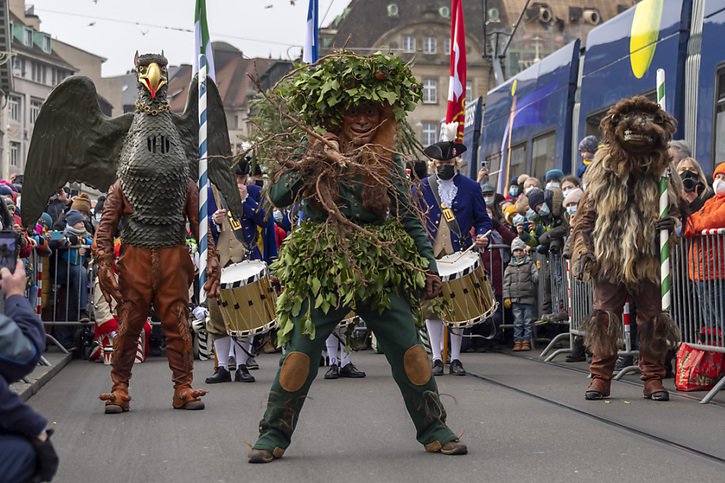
[0,185,14,201]
[511,237,526,252]
[71,193,92,215]
[526,187,545,211]
[38,212,53,228]
[503,205,518,225]
[578,135,599,154]
[65,209,85,227]
[563,187,584,207]
[545,169,565,183]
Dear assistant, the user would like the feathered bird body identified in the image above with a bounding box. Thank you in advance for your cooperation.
[20,51,242,233]
[118,108,189,248]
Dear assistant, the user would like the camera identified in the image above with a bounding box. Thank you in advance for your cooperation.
[0,231,20,273]
[680,171,699,193]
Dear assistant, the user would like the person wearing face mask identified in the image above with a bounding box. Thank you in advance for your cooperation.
[560,175,582,200]
[49,209,94,348]
[481,183,503,224]
[417,140,492,377]
[522,176,541,195]
[544,169,564,191]
[507,176,525,201]
[683,162,725,335]
[677,157,713,213]
[527,187,569,322]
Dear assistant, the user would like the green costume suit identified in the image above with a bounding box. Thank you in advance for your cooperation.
[253,158,459,455]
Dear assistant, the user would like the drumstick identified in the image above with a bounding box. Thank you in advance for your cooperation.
[453,229,493,262]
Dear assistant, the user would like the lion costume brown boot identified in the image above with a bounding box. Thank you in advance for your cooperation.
[584,311,621,400]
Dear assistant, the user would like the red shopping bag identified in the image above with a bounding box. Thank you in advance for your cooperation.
[675,343,725,391]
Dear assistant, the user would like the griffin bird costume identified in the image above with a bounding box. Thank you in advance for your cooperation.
[21,52,242,412]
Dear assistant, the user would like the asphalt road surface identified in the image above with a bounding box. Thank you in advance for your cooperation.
[26,350,725,482]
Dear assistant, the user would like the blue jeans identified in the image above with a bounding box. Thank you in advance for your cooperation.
[695,280,724,330]
[0,435,36,483]
[512,302,535,342]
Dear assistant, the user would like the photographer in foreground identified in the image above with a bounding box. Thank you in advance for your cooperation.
[0,261,59,482]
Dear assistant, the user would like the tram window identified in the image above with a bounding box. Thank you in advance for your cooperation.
[715,69,725,167]
[509,142,526,177]
[531,131,556,180]
[486,151,502,188]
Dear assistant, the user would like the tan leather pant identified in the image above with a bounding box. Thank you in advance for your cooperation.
[111,245,195,391]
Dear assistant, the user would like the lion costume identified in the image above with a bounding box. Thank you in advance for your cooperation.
[569,96,681,401]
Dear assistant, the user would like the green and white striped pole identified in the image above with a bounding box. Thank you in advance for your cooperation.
[656,68,671,312]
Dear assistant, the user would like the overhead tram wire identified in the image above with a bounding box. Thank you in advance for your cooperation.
[33,8,297,49]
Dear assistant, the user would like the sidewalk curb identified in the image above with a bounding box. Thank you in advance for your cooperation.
[18,353,73,402]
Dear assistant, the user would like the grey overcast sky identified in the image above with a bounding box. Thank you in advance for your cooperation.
[29,0,349,76]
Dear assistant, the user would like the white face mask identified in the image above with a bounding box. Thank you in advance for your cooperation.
[546,182,560,190]
[562,188,572,199]
[484,196,495,206]
[524,185,535,194]
[714,178,725,195]
[566,205,577,216]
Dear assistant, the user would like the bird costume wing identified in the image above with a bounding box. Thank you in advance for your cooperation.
[172,76,243,221]
[21,76,133,227]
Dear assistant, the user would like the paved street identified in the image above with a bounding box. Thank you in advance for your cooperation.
[25,349,725,482]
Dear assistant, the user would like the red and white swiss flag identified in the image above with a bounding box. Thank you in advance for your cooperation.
[445,0,466,142]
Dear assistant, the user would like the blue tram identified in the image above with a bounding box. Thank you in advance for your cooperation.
[472,0,725,189]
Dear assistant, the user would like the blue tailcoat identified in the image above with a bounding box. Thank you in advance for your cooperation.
[417,174,493,252]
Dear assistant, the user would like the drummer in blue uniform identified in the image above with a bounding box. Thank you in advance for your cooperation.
[203,159,277,384]
[417,141,492,376]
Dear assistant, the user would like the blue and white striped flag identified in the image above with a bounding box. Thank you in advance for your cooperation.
[303,0,319,63]
[194,0,216,80]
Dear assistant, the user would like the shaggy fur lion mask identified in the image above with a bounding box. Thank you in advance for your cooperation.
[580,96,680,285]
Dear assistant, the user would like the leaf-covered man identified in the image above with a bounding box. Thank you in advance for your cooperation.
[248,52,468,463]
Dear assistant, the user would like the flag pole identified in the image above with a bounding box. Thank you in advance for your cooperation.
[656,68,671,312]
[198,54,209,306]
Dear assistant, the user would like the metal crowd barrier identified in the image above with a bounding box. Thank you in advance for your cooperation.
[671,229,725,404]
[25,245,94,354]
[535,251,570,354]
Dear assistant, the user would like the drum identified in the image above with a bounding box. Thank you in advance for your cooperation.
[218,261,277,337]
[436,251,498,328]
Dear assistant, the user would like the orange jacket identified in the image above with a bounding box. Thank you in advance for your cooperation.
[684,163,725,280]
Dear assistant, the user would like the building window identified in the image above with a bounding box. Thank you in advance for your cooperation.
[30,99,43,124]
[422,79,437,104]
[10,142,21,167]
[31,62,46,84]
[23,28,32,47]
[466,80,473,102]
[42,35,51,53]
[423,37,437,54]
[422,122,438,146]
[444,38,451,55]
[12,56,25,78]
[8,96,21,122]
[403,36,416,53]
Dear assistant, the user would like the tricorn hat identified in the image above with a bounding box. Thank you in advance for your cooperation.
[424,141,467,161]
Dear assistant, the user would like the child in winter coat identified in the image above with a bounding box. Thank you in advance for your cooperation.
[503,237,539,351]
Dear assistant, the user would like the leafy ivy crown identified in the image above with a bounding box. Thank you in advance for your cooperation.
[281,51,423,130]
